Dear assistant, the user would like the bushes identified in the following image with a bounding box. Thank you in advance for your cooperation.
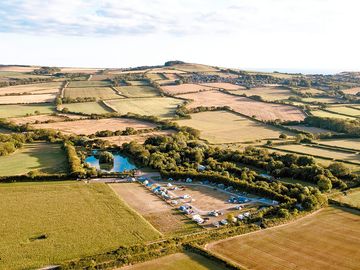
[63,142,86,177]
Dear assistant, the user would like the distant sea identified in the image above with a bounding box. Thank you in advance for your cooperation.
[243,67,353,75]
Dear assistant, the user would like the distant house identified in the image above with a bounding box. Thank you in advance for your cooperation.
[197,165,206,171]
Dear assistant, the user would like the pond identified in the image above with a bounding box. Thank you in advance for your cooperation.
[85,151,137,172]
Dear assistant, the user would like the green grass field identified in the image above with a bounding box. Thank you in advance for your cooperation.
[0,103,55,118]
[106,97,184,118]
[316,138,360,151]
[60,101,112,114]
[64,87,122,100]
[332,188,360,208]
[311,110,358,120]
[127,80,150,86]
[119,252,229,270]
[115,85,160,97]
[0,182,161,269]
[302,97,341,104]
[325,106,360,117]
[0,143,68,176]
[67,80,112,88]
[176,111,293,143]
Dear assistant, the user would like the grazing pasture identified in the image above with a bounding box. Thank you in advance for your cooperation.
[0,93,56,104]
[311,110,358,120]
[127,80,150,86]
[316,138,360,151]
[60,101,112,115]
[325,106,360,117]
[162,84,215,95]
[172,63,219,72]
[176,111,293,143]
[332,188,360,208]
[177,90,306,122]
[272,144,360,164]
[0,104,55,118]
[207,207,360,270]
[0,182,160,270]
[200,82,245,90]
[0,82,62,95]
[115,85,160,97]
[286,125,338,134]
[119,252,229,270]
[302,97,341,104]
[10,114,70,125]
[297,88,324,94]
[33,118,156,135]
[111,183,200,236]
[0,143,67,176]
[67,80,111,88]
[106,97,184,118]
[64,87,122,100]
[229,85,293,101]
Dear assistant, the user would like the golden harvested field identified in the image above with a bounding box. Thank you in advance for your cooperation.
[332,188,360,208]
[325,106,360,117]
[106,97,184,118]
[302,97,341,104]
[172,63,219,72]
[229,86,293,101]
[110,183,201,236]
[60,67,101,73]
[207,207,360,270]
[0,93,56,104]
[316,138,360,151]
[68,80,112,88]
[162,84,215,95]
[118,252,229,270]
[99,130,175,146]
[64,87,122,100]
[148,68,187,74]
[177,90,306,121]
[33,118,156,135]
[10,114,70,125]
[176,111,293,143]
[0,104,55,118]
[286,125,338,134]
[163,73,180,80]
[59,101,113,115]
[127,80,150,86]
[342,87,360,95]
[311,110,358,120]
[272,144,360,164]
[200,82,245,90]
[115,85,159,97]
[0,82,62,95]
[0,65,37,72]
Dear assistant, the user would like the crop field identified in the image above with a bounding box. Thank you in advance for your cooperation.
[316,138,360,151]
[0,93,56,104]
[342,87,360,95]
[60,101,113,114]
[272,144,360,164]
[332,188,360,208]
[67,80,111,88]
[177,90,306,121]
[286,125,339,134]
[60,67,101,73]
[0,65,37,72]
[302,97,341,104]
[33,118,156,135]
[176,111,293,143]
[64,86,122,100]
[162,83,215,95]
[325,106,360,117]
[0,143,67,176]
[163,73,180,80]
[119,252,229,270]
[0,103,55,118]
[115,85,160,97]
[229,86,293,101]
[207,207,360,270]
[311,110,358,120]
[110,183,201,236]
[0,182,160,270]
[106,97,184,118]
[200,82,245,90]
[0,82,62,95]
[99,130,176,146]
[10,114,71,125]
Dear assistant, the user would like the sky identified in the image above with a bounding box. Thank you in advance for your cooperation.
[0,0,359,73]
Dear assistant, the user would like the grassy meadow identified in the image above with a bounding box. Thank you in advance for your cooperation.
[0,182,161,270]
[115,85,160,97]
[64,86,122,100]
[332,188,360,208]
[60,101,113,114]
[0,103,55,118]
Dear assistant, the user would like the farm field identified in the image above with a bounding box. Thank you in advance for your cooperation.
[199,82,245,90]
[147,73,166,81]
[10,114,70,125]
[177,90,306,121]
[64,87,122,100]
[286,125,338,134]
[0,103,55,118]
[67,80,111,88]
[127,80,150,86]
[302,97,341,104]
[332,188,360,208]
[325,106,360,117]
[60,101,113,114]
[0,143,67,176]
[172,63,218,72]
[0,82,62,95]
[311,110,358,120]
[0,65,37,72]
[342,87,360,95]
[316,138,360,151]
[60,67,101,73]
[0,182,160,270]
[33,118,156,135]
[115,85,160,97]
[297,88,324,94]
[271,144,360,164]
[162,83,215,95]
[110,183,201,236]
[229,86,293,101]
[0,93,56,104]
[99,130,176,146]
[106,97,184,118]
[176,111,293,143]
[207,207,360,270]
[119,252,229,270]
